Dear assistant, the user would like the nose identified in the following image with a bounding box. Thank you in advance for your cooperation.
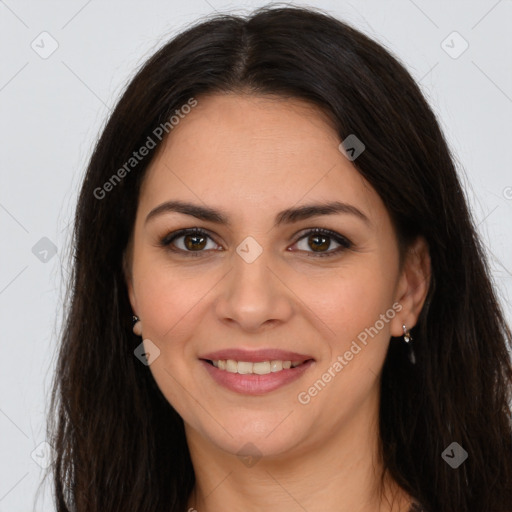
[214,244,294,332]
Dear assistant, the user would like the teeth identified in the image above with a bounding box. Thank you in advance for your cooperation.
[270,360,282,372]
[237,361,253,374]
[226,359,238,373]
[210,359,305,375]
[253,361,271,374]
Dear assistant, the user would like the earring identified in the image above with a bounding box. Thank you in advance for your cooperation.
[132,315,142,336]
[402,324,416,364]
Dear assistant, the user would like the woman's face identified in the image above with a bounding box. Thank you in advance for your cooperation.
[126,92,426,459]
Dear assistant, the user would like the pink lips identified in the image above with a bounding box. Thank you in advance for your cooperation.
[199,348,315,395]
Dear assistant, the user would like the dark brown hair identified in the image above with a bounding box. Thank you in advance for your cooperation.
[45,4,512,511]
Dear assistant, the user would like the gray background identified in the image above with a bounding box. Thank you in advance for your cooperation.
[1,1,511,510]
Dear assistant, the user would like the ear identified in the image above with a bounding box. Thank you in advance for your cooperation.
[390,236,431,337]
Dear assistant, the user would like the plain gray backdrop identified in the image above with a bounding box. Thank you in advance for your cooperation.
[1,1,511,510]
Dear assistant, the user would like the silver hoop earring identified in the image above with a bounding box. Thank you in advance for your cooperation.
[402,324,416,364]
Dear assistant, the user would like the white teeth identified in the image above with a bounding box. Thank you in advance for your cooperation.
[270,360,283,372]
[253,361,271,375]
[226,359,238,373]
[210,359,306,374]
[237,361,253,374]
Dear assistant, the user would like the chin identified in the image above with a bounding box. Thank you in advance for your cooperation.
[197,418,308,461]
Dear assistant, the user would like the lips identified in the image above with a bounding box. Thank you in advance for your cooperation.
[199,348,315,395]
[201,359,314,394]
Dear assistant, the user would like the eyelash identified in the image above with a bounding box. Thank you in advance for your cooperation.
[159,227,352,258]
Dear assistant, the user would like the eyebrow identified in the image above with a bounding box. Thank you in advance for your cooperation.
[145,199,371,227]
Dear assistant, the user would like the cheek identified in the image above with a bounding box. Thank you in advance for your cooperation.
[291,262,396,350]
[132,260,213,410]
[132,254,215,343]
[295,272,396,418]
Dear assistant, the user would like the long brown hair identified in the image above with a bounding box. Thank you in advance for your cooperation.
[45,5,512,511]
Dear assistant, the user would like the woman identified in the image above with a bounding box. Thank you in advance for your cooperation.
[46,5,512,511]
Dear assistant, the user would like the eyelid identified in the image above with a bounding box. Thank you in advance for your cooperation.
[159,227,352,257]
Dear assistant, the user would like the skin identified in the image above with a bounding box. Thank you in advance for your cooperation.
[125,92,431,512]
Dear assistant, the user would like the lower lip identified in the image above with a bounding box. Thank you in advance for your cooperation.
[200,359,315,395]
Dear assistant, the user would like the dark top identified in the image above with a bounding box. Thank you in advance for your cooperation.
[409,503,426,512]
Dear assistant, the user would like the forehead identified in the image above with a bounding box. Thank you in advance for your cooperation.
[138,93,383,226]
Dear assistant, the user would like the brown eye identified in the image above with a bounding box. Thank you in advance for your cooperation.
[160,228,220,255]
[183,233,207,251]
[292,228,352,257]
[307,233,330,252]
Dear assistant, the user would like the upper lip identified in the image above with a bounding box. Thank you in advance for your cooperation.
[200,348,315,363]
